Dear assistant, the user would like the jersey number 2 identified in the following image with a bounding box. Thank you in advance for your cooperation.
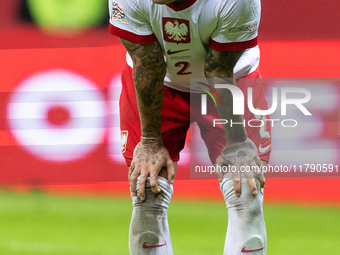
[175,62,192,75]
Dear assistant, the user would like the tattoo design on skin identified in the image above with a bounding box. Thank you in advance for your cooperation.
[221,139,258,166]
[134,143,169,165]
[120,39,166,138]
[204,48,248,143]
[205,48,244,79]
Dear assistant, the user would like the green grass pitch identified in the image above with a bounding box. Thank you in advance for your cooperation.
[0,190,339,255]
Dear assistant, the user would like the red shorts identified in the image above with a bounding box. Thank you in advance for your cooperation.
[120,64,271,165]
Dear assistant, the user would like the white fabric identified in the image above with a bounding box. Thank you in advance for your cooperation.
[126,46,259,81]
[206,0,260,44]
[110,0,261,92]
[220,177,267,254]
[130,177,173,254]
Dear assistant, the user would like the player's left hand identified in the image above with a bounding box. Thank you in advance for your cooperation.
[214,138,265,197]
[128,140,175,201]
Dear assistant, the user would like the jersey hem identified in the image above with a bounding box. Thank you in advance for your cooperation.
[109,24,157,45]
[210,37,258,51]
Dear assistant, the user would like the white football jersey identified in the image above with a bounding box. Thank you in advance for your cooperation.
[109,0,261,92]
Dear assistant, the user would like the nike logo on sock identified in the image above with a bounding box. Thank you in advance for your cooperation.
[241,246,265,253]
[142,242,166,249]
[167,49,190,55]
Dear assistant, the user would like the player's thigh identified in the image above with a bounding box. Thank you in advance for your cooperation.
[119,64,141,166]
[237,68,272,162]
[120,64,190,166]
[191,93,225,164]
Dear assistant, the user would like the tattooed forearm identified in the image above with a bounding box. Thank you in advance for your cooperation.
[204,48,244,80]
[121,39,166,140]
[204,48,247,143]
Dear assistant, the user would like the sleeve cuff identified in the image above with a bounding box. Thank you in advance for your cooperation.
[209,37,258,51]
[109,23,157,45]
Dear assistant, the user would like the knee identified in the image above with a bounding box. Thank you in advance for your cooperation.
[132,176,173,210]
[221,178,264,219]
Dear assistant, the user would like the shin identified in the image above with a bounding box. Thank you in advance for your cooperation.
[220,177,267,254]
[129,176,173,255]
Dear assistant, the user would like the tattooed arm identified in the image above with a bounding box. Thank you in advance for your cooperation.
[121,39,165,139]
[204,48,247,143]
[204,48,265,196]
[120,39,175,200]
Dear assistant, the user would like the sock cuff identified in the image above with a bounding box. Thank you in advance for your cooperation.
[133,176,173,209]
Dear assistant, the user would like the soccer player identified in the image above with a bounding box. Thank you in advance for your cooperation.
[109,0,271,254]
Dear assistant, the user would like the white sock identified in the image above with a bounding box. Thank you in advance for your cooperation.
[129,177,173,255]
[220,177,267,254]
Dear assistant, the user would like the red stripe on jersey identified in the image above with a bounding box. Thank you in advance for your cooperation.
[166,0,197,11]
[209,37,258,51]
[109,24,157,45]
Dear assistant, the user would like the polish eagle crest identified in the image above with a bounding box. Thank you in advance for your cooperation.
[164,20,188,42]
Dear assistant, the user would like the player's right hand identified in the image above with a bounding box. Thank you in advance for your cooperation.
[214,138,265,197]
[128,140,175,201]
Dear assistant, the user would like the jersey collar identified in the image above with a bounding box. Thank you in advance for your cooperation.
[166,0,197,11]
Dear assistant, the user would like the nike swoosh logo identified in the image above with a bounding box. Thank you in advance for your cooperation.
[142,242,166,249]
[259,144,271,153]
[241,246,265,253]
[167,49,190,55]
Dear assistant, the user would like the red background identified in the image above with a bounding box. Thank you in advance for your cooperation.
[0,0,339,204]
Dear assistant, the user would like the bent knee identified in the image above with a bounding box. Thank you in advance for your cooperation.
[133,176,173,209]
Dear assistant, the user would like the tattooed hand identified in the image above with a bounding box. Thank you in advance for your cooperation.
[128,141,175,201]
[215,138,265,197]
